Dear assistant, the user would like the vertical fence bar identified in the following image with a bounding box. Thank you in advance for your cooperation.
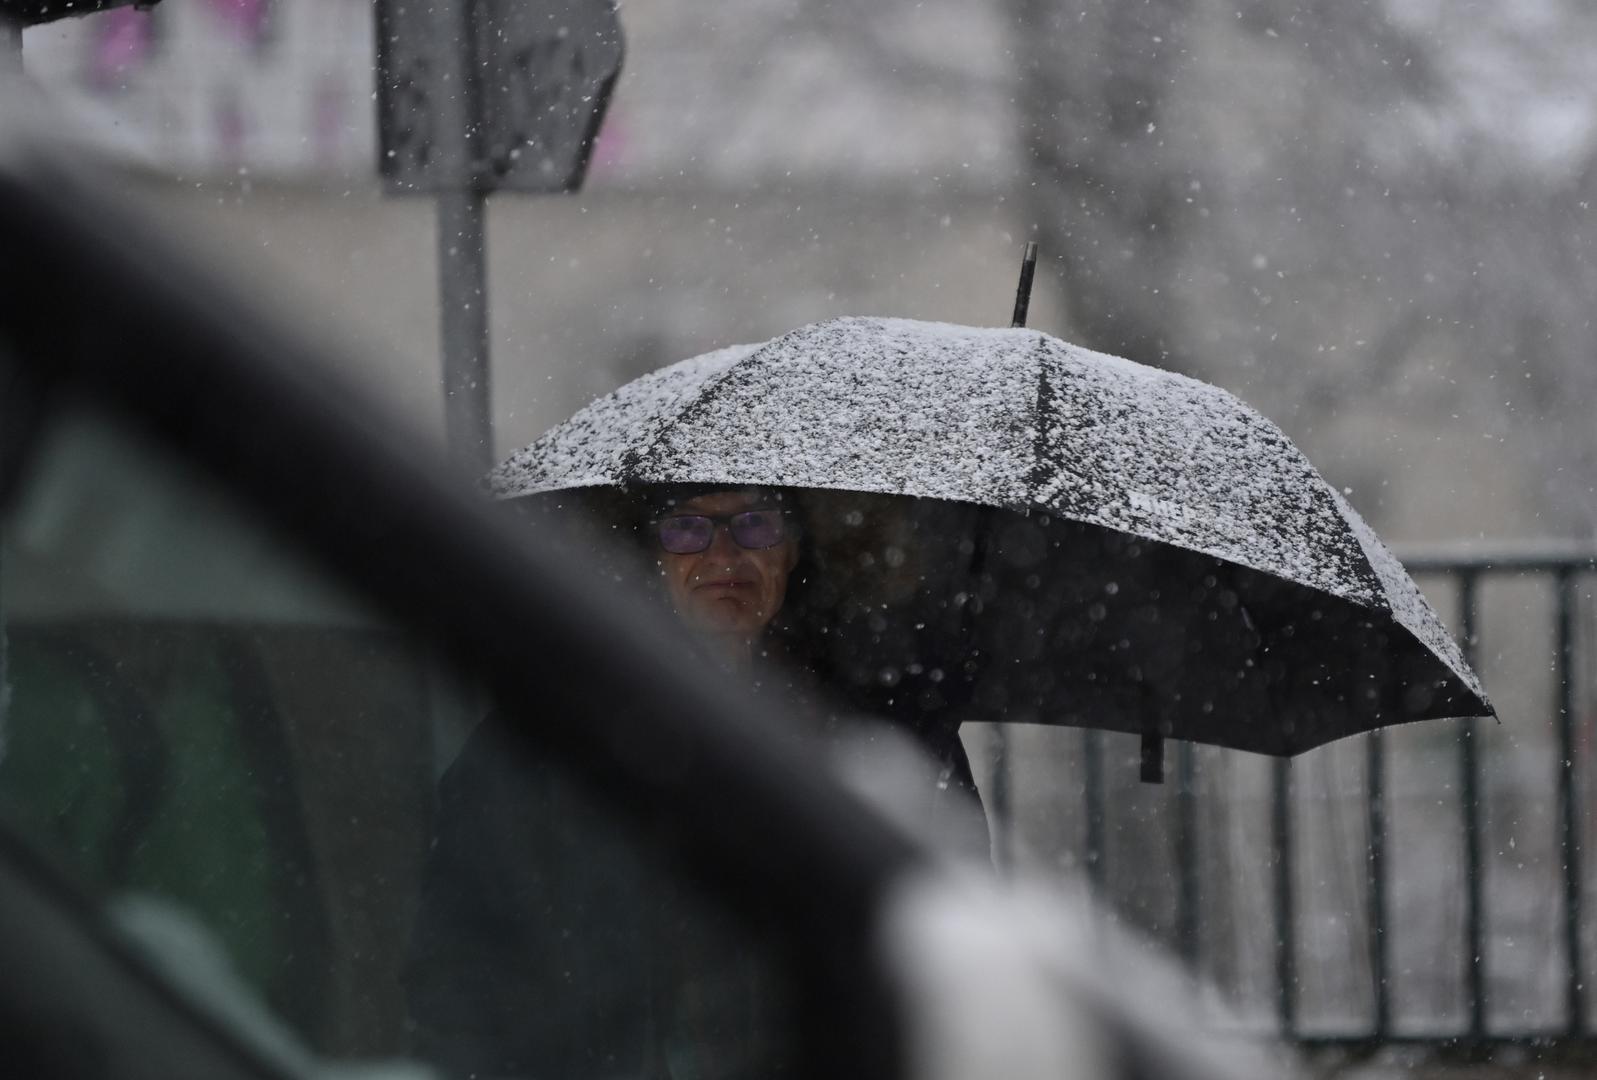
[1084,729,1106,893]
[1175,740,1199,970]
[1458,570,1486,1038]
[1555,567,1584,1035]
[988,724,1013,874]
[1273,755,1296,1036]
[1367,729,1390,1039]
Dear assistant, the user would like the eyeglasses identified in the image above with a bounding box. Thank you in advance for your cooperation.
[653,509,793,554]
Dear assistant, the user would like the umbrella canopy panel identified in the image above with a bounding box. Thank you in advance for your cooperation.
[491,317,1490,756]
[966,510,1483,755]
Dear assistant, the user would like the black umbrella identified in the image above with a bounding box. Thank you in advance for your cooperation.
[489,297,1491,776]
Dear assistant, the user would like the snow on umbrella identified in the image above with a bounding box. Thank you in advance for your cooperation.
[488,316,1492,767]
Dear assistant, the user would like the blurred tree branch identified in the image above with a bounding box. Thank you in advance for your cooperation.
[1007,0,1597,536]
[1010,0,1200,367]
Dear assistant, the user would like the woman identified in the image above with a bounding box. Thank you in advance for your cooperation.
[648,486,804,671]
[649,485,988,838]
[404,484,985,1079]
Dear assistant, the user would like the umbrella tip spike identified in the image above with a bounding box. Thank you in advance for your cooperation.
[1140,733,1165,784]
[1010,242,1039,329]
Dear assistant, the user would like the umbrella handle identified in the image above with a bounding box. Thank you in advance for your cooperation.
[1010,242,1039,328]
[1140,733,1165,784]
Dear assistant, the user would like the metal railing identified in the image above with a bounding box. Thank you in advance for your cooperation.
[1323,543,1595,1049]
[987,542,1597,1050]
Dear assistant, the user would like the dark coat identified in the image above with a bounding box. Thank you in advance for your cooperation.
[405,714,662,1078]
[404,676,987,1079]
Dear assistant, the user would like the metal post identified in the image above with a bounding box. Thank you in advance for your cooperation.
[1458,570,1486,1037]
[1084,728,1105,892]
[429,0,494,474]
[1273,756,1296,1036]
[1555,567,1584,1035]
[988,723,1012,873]
[2,17,22,67]
[1367,730,1390,1038]
[438,190,493,473]
[1175,740,1199,970]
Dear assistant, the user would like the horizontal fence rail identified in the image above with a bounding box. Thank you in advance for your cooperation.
[985,543,1597,1051]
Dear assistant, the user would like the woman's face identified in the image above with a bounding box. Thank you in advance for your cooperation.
[655,490,800,640]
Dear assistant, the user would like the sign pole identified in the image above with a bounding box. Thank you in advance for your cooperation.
[437,189,492,474]
[376,0,622,475]
[2,17,22,66]
[437,184,491,472]
[428,0,493,474]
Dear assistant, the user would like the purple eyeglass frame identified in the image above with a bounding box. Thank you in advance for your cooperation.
[652,509,794,554]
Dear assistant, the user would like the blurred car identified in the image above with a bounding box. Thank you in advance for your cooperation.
[0,90,1282,1080]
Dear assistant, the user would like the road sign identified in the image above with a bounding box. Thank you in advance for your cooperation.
[375,0,623,195]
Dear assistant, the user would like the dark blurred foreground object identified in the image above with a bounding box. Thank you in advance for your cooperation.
[1,0,159,26]
[0,83,1291,1080]
[489,316,1493,776]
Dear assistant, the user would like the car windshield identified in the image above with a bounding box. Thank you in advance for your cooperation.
[8,0,1597,1073]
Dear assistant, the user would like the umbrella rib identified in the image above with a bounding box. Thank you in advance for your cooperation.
[614,352,755,484]
[1024,339,1178,775]
[1023,334,1054,509]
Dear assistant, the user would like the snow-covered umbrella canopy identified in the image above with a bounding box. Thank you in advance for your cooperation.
[489,316,1491,760]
